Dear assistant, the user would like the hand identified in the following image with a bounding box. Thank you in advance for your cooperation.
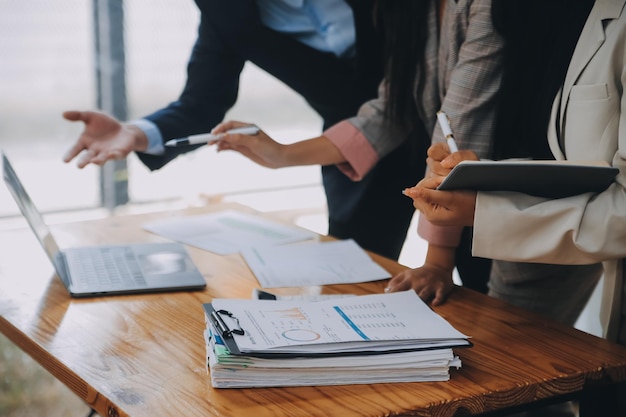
[403,177,477,227]
[211,120,287,169]
[426,143,480,178]
[384,264,455,306]
[62,110,146,168]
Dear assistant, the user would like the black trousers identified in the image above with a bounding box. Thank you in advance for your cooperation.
[324,131,425,261]
[455,226,491,293]
[328,130,491,294]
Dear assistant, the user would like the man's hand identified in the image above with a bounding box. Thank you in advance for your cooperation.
[62,110,147,168]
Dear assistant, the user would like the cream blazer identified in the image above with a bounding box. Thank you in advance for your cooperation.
[471,0,626,341]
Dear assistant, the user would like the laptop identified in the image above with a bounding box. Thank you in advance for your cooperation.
[2,151,206,297]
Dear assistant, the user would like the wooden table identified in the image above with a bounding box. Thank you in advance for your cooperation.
[1,203,625,417]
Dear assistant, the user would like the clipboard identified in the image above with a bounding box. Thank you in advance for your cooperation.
[204,303,245,356]
[202,301,472,359]
[437,160,619,198]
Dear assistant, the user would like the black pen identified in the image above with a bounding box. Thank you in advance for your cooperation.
[165,125,260,147]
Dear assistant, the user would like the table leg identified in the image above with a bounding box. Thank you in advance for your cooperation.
[578,382,624,417]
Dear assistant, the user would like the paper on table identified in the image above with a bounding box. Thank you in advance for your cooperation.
[142,210,316,255]
[241,239,390,288]
[205,328,461,388]
[204,291,469,388]
[209,290,470,355]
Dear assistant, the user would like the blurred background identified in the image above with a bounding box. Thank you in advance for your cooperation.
[0,1,602,416]
[0,0,330,216]
[0,1,427,416]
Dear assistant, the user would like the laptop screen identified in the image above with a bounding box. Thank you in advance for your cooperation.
[2,152,62,264]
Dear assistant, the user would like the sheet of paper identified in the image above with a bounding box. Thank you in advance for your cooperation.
[210,291,469,354]
[241,239,390,288]
[142,210,316,255]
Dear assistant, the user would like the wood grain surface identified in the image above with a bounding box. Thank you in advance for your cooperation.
[1,203,625,417]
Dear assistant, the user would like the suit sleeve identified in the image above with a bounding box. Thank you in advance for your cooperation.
[472,24,626,264]
[434,0,503,159]
[136,10,245,170]
[323,81,412,181]
[419,0,505,247]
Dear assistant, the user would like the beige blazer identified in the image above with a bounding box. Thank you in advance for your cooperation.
[471,0,626,341]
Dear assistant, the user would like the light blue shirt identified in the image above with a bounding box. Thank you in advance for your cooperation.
[257,0,355,59]
[137,0,356,155]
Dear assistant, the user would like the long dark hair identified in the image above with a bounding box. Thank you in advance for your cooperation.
[374,0,430,131]
[490,0,594,160]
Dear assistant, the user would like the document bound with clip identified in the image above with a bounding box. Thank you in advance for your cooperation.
[437,160,619,198]
[202,291,471,388]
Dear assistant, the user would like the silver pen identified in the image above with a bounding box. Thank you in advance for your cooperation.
[436,111,459,153]
[165,125,260,147]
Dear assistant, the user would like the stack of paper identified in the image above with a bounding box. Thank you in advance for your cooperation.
[202,291,470,388]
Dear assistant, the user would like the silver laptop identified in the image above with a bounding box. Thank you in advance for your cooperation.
[2,151,206,297]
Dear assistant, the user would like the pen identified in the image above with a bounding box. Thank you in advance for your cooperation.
[436,111,459,153]
[165,125,260,147]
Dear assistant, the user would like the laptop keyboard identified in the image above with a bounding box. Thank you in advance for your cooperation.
[65,247,148,289]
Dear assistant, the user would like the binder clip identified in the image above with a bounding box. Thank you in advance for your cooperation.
[211,309,245,337]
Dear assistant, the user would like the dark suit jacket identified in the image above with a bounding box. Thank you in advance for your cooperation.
[138,0,382,168]
[136,0,423,259]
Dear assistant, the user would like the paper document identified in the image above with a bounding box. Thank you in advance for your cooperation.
[206,328,461,388]
[208,290,470,355]
[203,291,469,388]
[142,210,316,255]
[241,239,390,288]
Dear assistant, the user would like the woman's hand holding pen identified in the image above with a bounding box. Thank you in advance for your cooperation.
[426,142,480,177]
[211,121,289,169]
[212,119,346,168]
[404,142,479,227]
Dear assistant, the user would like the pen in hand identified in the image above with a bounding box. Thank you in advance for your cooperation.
[400,112,458,197]
[165,125,260,147]
[436,111,459,153]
